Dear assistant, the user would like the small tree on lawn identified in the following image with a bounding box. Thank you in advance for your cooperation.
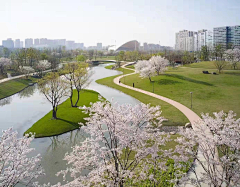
[225,48,240,70]
[135,60,155,82]
[150,55,169,75]
[175,111,240,187]
[72,63,93,107]
[0,57,12,75]
[0,128,44,186]
[62,62,79,107]
[56,98,175,187]
[38,72,69,119]
[214,61,227,73]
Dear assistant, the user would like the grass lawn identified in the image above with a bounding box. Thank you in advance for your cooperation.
[24,89,100,138]
[96,68,189,126]
[126,65,135,69]
[0,77,38,99]
[122,61,240,118]
[184,61,236,70]
[95,56,116,61]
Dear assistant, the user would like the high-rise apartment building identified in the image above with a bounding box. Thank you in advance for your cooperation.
[15,39,21,48]
[2,38,14,49]
[213,25,240,49]
[40,38,48,45]
[194,30,213,51]
[97,43,102,50]
[34,38,40,46]
[25,38,33,48]
[175,30,196,51]
[20,41,23,48]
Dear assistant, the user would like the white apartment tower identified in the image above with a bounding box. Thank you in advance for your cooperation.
[194,29,213,51]
[175,30,196,51]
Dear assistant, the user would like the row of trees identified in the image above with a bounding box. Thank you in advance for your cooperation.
[1,100,240,186]
[38,62,92,119]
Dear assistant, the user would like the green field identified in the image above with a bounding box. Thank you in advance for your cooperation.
[25,89,100,138]
[184,61,236,70]
[122,61,240,118]
[96,68,189,126]
[0,77,37,99]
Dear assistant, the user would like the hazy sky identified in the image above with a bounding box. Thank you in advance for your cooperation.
[1,0,240,47]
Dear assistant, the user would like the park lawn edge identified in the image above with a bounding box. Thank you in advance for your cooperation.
[24,89,101,138]
[0,77,38,100]
[97,67,189,126]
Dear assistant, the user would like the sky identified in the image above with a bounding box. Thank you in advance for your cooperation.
[0,0,240,47]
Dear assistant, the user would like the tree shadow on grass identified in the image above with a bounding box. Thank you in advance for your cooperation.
[157,79,182,85]
[57,118,82,127]
[165,74,214,86]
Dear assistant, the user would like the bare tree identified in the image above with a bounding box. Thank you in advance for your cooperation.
[214,61,227,73]
[38,72,69,119]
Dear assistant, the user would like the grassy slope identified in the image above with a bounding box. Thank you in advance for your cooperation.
[96,67,189,126]
[0,77,37,99]
[185,61,235,70]
[122,62,240,117]
[25,89,100,138]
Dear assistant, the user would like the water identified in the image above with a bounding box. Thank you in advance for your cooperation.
[0,63,139,185]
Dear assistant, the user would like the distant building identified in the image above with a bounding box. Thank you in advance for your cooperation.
[34,38,40,46]
[143,43,148,51]
[213,25,240,49]
[175,30,196,51]
[25,38,33,48]
[116,40,140,51]
[97,43,102,50]
[194,30,213,51]
[2,38,14,49]
[20,41,23,48]
[66,41,75,49]
[15,39,21,48]
[40,38,48,45]
[57,39,66,46]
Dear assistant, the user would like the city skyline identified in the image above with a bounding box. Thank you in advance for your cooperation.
[1,0,240,47]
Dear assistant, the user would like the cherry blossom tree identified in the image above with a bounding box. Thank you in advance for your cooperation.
[135,60,155,82]
[225,48,240,69]
[36,60,51,77]
[0,57,12,75]
[150,56,169,75]
[56,98,174,187]
[175,111,240,187]
[19,66,35,78]
[0,128,44,186]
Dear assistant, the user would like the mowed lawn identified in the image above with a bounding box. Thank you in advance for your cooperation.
[0,77,37,99]
[25,89,100,138]
[122,61,240,118]
[96,67,189,126]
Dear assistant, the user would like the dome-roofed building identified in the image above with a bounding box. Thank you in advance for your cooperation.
[116,40,140,51]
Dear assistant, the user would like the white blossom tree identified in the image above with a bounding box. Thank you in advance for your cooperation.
[56,98,174,187]
[135,60,155,82]
[150,56,169,75]
[0,128,44,186]
[225,48,240,70]
[0,57,12,75]
[175,111,240,187]
[36,60,51,77]
[19,66,35,78]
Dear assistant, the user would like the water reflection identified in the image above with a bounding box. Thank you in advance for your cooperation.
[18,84,36,98]
[0,97,12,106]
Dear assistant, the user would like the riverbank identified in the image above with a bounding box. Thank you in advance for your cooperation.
[96,66,189,126]
[24,89,100,138]
[0,77,38,100]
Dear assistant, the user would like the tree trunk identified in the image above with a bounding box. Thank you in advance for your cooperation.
[70,89,74,107]
[52,107,57,119]
[149,76,152,82]
[74,90,80,107]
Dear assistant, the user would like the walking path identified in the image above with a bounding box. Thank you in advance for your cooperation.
[113,62,201,127]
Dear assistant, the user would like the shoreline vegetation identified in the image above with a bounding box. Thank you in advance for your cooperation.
[24,89,100,138]
[0,77,38,100]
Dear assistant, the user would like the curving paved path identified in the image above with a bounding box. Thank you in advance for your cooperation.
[113,62,201,127]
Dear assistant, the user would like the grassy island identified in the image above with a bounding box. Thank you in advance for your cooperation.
[25,89,100,138]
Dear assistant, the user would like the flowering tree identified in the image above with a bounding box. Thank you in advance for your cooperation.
[175,111,240,187]
[225,48,240,69]
[0,57,12,75]
[135,60,155,82]
[36,60,51,77]
[19,66,35,78]
[56,98,173,187]
[150,56,169,75]
[0,128,44,186]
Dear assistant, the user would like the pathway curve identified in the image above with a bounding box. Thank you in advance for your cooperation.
[113,62,201,127]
